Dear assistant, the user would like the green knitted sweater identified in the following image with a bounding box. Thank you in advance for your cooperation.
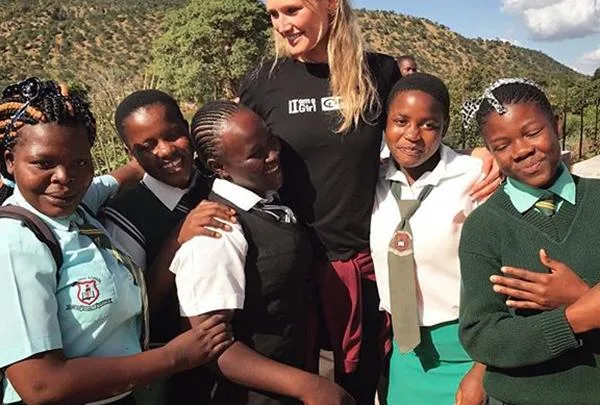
[459,176,600,405]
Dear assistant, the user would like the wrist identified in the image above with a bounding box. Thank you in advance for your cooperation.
[158,343,184,374]
[293,372,322,400]
[565,302,592,334]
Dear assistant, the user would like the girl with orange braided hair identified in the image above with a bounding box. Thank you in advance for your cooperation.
[0,77,233,405]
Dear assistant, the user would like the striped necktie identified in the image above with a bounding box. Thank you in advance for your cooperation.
[254,197,297,224]
[535,192,556,217]
[77,218,149,351]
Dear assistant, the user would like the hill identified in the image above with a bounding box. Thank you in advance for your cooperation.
[0,1,594,170]
[358,9,584,85]
[0,2,585,87]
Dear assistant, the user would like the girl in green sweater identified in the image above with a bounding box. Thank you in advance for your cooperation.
[458,79,600,405]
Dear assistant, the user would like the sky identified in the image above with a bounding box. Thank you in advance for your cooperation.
[353,0,600,75]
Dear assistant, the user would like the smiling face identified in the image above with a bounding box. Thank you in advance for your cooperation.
[122,103,193,189]
[211,109,283,196]
[385,90,445,182]
[5,122,94,218]
[399,59,417,76]
[482,102,561,188]
[267,0,332,63]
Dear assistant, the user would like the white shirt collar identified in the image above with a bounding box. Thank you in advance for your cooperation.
[142,169,198,211]
[384,144,472,187]
[212,178,268,211]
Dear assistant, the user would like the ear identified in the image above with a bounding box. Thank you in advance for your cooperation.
[206,157,228,179]
[4,149,15,175]
[553,114,563,139]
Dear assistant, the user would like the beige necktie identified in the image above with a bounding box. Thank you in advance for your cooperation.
[388,182,433,353]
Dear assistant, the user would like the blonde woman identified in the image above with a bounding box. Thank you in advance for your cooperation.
[239,2,499,403]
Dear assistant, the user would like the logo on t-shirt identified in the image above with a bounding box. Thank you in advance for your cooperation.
[289,98,317,115]
[288,97,343,115]
[321,96,342,112]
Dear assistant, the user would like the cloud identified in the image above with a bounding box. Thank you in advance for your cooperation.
[502,0,600,41]
[573,46,600,75]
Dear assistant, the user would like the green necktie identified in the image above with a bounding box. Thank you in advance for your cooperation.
[388,182,433,354]
[535,192,556,217]
[77,217,150,351]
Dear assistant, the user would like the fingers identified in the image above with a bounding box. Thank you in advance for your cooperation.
[499,266,547,283]
[505,299,550,311]
[191,201,237,224]
[197,313,228,330]
[538,248,566,272]
[470,175,502,202]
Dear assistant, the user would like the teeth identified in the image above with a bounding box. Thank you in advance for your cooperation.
[287,33,301,41]
[265,165,279,174]
[164,158,182,169]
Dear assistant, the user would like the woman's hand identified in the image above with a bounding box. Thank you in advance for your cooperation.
[164,313,233,372]
[300,375,355,405]
[469,147,503,202]
[566,282,600,333]
[491,249,590,310]
[177,200,237,244]
[455,363,486,405]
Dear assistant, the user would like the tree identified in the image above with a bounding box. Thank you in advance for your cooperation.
[593,67,600,82]
[150,0,270,103]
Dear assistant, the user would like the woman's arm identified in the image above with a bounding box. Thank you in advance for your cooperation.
[188,314,354,405]
[109,159,145,191]
[6,314,231,405]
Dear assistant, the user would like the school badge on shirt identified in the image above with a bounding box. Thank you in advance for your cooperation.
[388,231,413,257]
[76,279,100,305]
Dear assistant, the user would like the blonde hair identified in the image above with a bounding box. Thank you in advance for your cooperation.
[271,0,380,133]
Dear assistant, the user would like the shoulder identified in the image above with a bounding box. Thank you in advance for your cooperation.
[444,146,484,177]
[176,222,246,259]
[0,217,56,266]
[81,174,120,214]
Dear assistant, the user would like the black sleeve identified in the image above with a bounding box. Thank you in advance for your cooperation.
[238,62,269,118]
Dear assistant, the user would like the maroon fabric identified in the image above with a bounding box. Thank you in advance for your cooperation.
[317,251,391,373]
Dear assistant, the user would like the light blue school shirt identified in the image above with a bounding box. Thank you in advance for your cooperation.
[0,176,142,404]
[503,162,576,213]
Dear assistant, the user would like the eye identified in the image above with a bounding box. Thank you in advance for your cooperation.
[393,117,408,126]
[164,132,182,142]
[524,128,542,138]
[75,159,90,167]
[422,121,440,130]
[492,143,508,152]
[34,160,54,170]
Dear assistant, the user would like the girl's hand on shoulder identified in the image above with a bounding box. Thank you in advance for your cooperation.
[491,249,590,310]
[300,375,355,405]
[469,147,503,202]
[177,200,237,244]
[455,363,486,405]
[164,312,233,372]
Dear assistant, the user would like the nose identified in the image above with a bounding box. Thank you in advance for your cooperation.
[154,139,174,159]
[512,137,535,161]
[272,14,291,34]
[52,165,74,185]
[403,124,421,142]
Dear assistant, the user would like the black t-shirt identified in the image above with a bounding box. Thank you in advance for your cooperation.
[239,53,400,260]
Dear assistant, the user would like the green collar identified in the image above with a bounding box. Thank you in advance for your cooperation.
[503,162,576,213]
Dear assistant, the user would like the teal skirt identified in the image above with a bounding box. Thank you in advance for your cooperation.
[387,320,473,405]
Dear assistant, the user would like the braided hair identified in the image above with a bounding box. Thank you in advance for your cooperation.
[0,77,96,178]
[476,82,555,133]
[190,100,245,173]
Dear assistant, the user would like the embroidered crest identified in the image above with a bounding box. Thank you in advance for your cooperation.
[76,279,100,305]
[389,231,413,256]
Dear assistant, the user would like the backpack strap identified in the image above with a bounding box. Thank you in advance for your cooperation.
[0,205,63,272]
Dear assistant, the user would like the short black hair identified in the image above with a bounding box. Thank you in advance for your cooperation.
[0,77,96,178]
[190,100,246,172]
[114,89,187,145]
[476,82,554,133]
[387,72,450,133]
